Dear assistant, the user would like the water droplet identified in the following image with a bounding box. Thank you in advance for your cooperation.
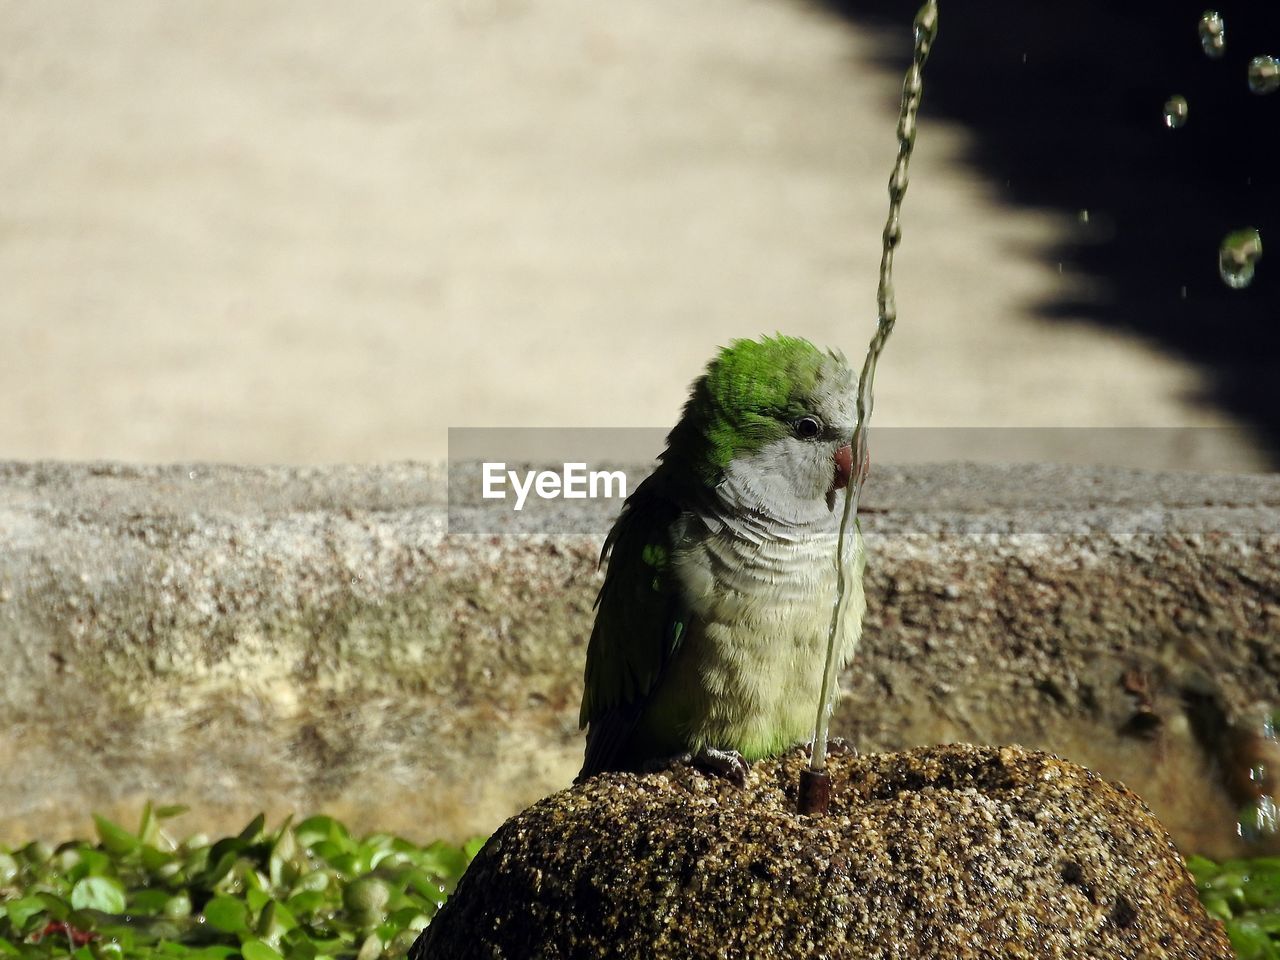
[1162,95,1189,128]
[1248,55,1280,95]
[1238,795,1279,842]
[913,1,938,53]
[1199,10,1226,59]
[188,470,198,480]
[1218,227,1263,290]
[904,64,924,98]
[1056,262,1063,275]
[883,213,902,246]
[1179,285,1188,300]
[890,164,910,196]
[1078,209,1090,224]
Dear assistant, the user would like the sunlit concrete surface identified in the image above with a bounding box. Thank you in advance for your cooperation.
[0,0,1267,468]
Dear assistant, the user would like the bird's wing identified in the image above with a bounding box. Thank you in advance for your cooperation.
[578,472,691,778]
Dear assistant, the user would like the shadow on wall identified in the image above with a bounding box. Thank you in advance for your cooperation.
[821,0,1280,463]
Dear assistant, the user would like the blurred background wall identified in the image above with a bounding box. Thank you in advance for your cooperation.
[1,0,1276,468]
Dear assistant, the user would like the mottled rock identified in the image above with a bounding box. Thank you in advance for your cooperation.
[413,744,1231,960]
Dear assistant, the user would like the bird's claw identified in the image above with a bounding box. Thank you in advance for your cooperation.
[802,736,858,758]
[691,747,751,788]
[641,747,751,787]
[827,736,858,757]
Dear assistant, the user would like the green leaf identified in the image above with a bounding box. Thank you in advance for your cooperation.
[404,868,447,902]
[142,843,179,875]
[290,931,346,956]
[94,816,140,856]
[3,896,47,931]
[268,828,299,890]
[295,817,349,850]
[1243,868,1280,910]
[129,889,172,913]
[237,860,268,893]
[193,850,239,891]
[139,801,158,846]
[463,836,488,861]
[0,938,19,956]
[237,814,267,845]
[418,842,467,882]
[164,891,194,919]
[355,933,382,960]
[256,900,297,938]
[162,947,238,960]
[189,949,240,960]
[1202,894,1233,921]
[285,890,327,918]
[207,837,247,866]
[328,852,367,877]
[71,848,112,880]
[369,849,410,871]
[71,876,127,914]
[290,869,331,895]
[1226,920,1278,960]
[310,840,345,864]
[1247,911,1280,935]
[21,840,53,865]
[204,895,250,934]
[343,877,391,923]
[246,886,270,916]
[37,889,69,915]
[240,938,285,960]
[55,845,86,875]
[157,805,191,820]
[1185,854,1220,886]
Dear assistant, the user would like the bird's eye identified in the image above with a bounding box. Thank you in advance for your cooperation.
[795,416,822,440]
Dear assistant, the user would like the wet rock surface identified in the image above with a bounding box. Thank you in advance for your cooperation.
[413,744,1231,960]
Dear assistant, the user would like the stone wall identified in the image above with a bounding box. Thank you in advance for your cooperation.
[1,461,1276,856]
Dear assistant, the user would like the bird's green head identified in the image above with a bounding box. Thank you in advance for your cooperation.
[666,335,859,516]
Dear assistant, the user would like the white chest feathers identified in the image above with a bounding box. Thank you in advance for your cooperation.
[653,521,866,759]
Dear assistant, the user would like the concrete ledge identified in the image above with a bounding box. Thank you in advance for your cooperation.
[1,461,1277,855]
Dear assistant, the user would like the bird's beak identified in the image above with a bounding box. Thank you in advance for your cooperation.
[833,444,854,492]
[827,443,868,512]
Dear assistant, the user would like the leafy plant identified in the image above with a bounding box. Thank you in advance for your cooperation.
[1186,854,1280,959]
[0,805,483,959]
[8,805,1273,959]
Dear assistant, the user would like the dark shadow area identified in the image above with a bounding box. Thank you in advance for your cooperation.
[822,1,1279,462]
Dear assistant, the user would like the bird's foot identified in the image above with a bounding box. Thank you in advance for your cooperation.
[641,748,751,788]
[802,736,858,758]
[691,747,751,788]
[827,736,858,757]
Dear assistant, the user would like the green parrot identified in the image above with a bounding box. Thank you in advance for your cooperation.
[578,334,867,784]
